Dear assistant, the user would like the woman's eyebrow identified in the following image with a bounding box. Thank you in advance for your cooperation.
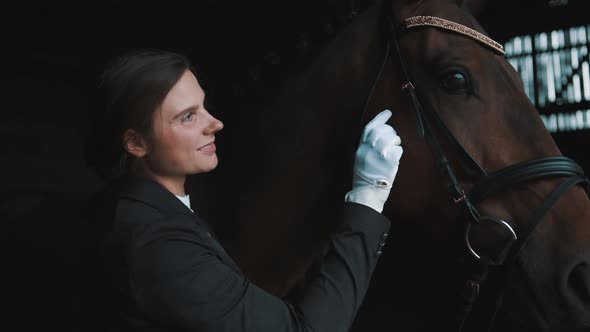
[172,105,200,120]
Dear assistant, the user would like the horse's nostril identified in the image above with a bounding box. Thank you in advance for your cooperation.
[568,263,590,306]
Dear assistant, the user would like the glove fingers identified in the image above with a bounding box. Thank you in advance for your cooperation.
[387,145,404,164]
[362,109,392,142]
[381,135,402,158]
[366,124,395,148]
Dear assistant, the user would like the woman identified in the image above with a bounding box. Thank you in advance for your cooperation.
[85,49,403,331]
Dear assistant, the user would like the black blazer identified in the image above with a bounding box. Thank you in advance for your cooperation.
[86,175,392,331]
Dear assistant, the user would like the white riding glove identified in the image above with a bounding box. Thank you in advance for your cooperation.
[345,109,403,213]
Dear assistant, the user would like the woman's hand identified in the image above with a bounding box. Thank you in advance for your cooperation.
[345,109,403,213]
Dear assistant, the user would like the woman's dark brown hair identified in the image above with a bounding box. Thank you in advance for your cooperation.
[85,49,193,180]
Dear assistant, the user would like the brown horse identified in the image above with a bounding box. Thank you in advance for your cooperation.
[192,0,590,330]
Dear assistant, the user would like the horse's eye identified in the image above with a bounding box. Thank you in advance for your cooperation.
[440,71,469,93]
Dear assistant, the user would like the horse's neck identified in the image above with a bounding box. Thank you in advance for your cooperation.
[236,5,387,221]
[223,5,391,293]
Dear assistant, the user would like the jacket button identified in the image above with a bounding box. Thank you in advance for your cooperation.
[376,250,383,256]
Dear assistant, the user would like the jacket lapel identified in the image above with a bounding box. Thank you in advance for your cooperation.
[117,175,243,274]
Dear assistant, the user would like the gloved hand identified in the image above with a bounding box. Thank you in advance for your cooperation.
[345,109,403,213]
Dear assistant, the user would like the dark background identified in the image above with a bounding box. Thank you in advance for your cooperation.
[1,0,589,330]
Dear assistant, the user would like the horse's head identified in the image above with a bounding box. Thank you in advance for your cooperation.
[363,0,590,330]
[202,0,590,329]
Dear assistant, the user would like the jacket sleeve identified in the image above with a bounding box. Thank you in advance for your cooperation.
[129,202,391,332]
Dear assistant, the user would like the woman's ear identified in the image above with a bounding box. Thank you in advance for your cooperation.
[122,129,148,158]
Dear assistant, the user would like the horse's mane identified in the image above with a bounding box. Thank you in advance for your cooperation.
[202,0,379,107]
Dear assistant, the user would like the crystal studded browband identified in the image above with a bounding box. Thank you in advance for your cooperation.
[402,15,505,55]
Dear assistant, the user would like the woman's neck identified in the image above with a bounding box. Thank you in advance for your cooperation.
[151,174,186,196]
[134,166,186,196]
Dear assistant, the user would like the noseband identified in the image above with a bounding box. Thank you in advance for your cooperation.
[374,2,590,330]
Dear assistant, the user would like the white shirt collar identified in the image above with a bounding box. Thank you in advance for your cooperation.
[175,194,193,212]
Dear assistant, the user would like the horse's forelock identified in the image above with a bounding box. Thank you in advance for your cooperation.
[392,0,475,27]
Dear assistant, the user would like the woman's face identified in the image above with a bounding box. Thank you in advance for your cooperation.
[146,69,223,176]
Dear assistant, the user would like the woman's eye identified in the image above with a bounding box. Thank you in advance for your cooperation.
[439,71,469,93]
[182,113,194,123]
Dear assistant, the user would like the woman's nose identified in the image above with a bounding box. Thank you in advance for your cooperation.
[205,114,224,135]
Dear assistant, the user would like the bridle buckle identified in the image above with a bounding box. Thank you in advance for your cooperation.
[454,190,467,204]
[463,280,480,303]
[401,81,415,91]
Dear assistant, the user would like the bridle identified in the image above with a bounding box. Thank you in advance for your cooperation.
[362,1,590,330]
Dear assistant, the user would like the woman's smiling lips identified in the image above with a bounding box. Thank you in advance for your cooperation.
[198,140,216,154]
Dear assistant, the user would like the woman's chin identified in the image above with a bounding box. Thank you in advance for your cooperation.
[194,157,219,174]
